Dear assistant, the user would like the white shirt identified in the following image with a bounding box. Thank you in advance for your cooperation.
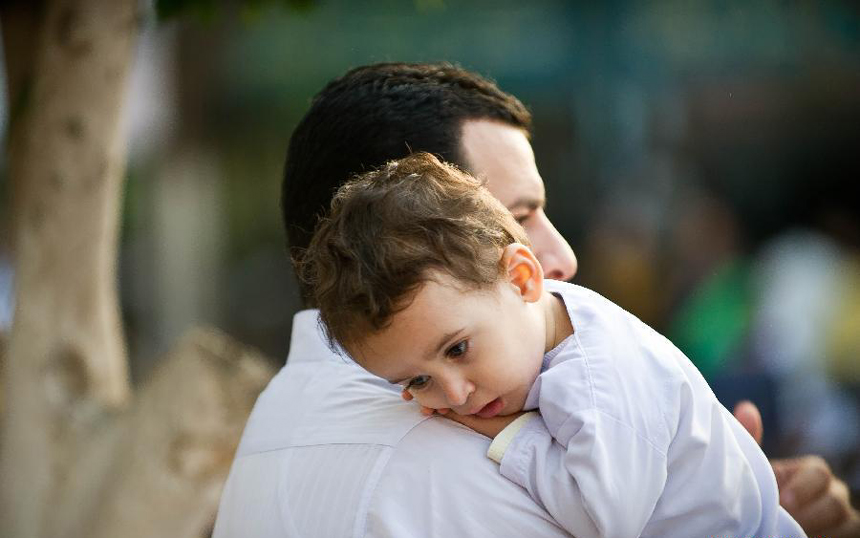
[489,281,806,538]
[212,310,572,538]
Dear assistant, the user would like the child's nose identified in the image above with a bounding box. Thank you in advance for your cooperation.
[440,377,475,407]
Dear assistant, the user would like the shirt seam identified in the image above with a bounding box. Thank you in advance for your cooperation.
[355,416,436,538]
[353,446,394,538]
[589,407,669,457]
[571,329,597,412]
[275,461,302,536]
[236,440,412,458]
[505,415,544,485]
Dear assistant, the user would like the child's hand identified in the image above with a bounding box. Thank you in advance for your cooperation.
[444,411,526,439]
[399,389,525,436]
[400,388,450,416]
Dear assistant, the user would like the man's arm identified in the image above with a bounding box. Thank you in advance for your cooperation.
[734,401,860,538]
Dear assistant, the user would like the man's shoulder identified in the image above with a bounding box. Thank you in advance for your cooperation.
[218,313,573,538]
[237,309,482,457]
[234,354,430,457]
[234,307,500,467]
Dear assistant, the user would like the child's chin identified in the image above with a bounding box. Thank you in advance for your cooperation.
[504,393,528,414]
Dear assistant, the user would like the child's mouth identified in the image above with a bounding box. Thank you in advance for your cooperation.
[476,397,504,418]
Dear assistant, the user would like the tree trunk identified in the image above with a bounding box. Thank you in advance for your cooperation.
[0,2,276,537]
[1,0,137,533]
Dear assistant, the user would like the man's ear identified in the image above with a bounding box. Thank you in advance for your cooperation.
[501,243,543,302]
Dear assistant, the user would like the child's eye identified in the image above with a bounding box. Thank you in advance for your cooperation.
[447,340,468,358]
[406,375,431,391]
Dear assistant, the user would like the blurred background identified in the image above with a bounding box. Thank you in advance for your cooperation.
[1,0,858,492]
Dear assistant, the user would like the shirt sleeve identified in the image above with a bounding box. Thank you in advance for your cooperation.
[489,284,805,538]
[487,412,538,464]
[494,397,667,538]
[490,358,807,538]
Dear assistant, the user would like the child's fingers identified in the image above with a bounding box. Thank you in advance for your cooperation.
[403,392,448,417]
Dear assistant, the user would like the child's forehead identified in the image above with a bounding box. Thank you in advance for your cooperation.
[356,277,499,353]
[405,274,499,315]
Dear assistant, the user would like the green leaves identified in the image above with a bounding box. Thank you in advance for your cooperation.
[155,0,316,22]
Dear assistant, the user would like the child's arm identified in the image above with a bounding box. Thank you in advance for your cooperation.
[489,383,667,538]
[488,356,807,538]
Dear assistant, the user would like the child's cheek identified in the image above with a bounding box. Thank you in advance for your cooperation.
[413,392,440,410]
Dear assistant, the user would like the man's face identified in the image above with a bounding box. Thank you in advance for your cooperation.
[353,274,546,418]
[460,119,578,281]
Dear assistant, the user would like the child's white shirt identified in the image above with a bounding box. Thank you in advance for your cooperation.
[488,280,805,538]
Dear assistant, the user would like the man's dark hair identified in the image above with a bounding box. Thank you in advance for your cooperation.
[282,62,532,302]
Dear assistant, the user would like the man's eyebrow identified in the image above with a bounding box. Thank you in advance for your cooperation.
[506,197,544,211]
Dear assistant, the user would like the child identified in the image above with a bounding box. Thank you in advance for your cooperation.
[299,152,805,538]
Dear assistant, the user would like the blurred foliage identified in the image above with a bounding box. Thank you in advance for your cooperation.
[156,0,317,22]
[113,3,860,445]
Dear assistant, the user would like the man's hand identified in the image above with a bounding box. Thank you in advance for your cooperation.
[773,455,859,538]
[733,400,764,445]
[733,401,860,538]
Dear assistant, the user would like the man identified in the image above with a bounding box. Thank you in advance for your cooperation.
[214,62,858,537]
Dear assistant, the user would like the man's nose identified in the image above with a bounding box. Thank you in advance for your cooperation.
[439,376,475,408]
[532,213,577,281]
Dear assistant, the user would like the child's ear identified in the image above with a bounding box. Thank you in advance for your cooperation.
[501,243,543,302]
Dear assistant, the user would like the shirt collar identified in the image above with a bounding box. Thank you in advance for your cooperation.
[286,309,351,365]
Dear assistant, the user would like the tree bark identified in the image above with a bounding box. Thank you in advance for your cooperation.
[0,2,277,537]
[86,329,274,538]
[1,0,137,533]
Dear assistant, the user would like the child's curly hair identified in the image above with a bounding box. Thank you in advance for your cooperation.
[297,152,529,355]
